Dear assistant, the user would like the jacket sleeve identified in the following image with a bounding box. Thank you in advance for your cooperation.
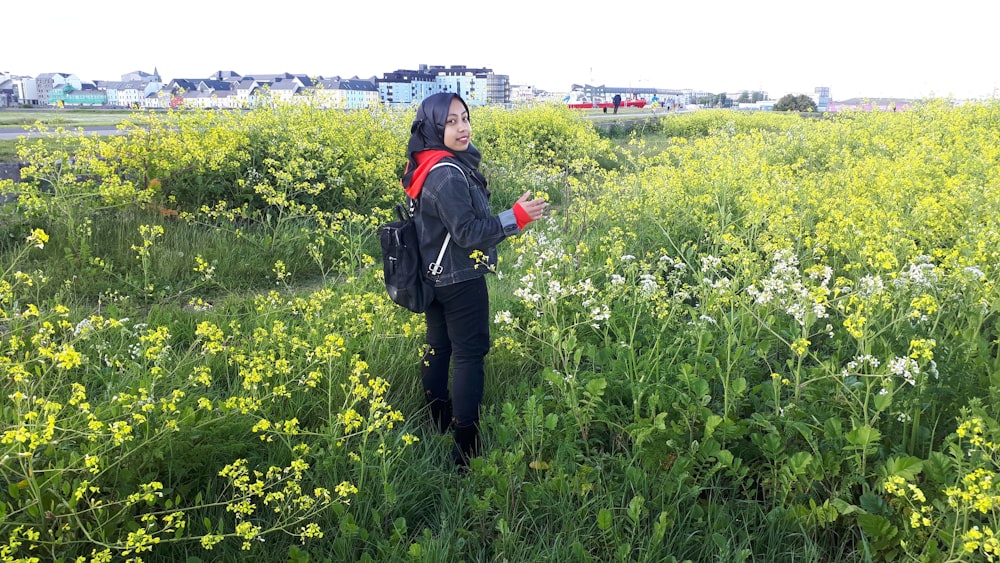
[422,166,520,249]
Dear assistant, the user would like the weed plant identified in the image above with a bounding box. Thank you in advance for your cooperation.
[2,99,999,562]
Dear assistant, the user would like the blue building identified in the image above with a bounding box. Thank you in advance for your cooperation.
[378,64,510,107]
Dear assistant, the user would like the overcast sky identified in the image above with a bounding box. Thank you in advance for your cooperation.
[5,0,997,101]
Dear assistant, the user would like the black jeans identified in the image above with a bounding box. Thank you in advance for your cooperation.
[421,276,490,427]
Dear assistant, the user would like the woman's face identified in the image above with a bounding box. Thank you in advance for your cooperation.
[443,97,471,152]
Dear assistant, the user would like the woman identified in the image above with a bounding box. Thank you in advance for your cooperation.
[401,92,546,466]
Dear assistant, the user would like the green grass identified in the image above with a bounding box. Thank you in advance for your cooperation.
[1,108,130,161]
[0,107,133,127]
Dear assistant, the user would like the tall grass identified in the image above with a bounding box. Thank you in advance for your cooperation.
[2,100,999,562]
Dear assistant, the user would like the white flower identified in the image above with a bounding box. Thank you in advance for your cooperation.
[888,357,919,386]
[894,257,938,289]
[576,278,596,295]
[700,255,722,271]
[74,318,94,337]
[494,310,513,325]
[963,266,985,279]
[857,275,884,298]
[639,274,659,294]
[547,280,563,296]
[590,305,610,323]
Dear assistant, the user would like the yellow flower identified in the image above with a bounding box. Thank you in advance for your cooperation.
[27,228,49,249]
[335,481,358,498]
[791,338,811,356]
[54,344,83,370]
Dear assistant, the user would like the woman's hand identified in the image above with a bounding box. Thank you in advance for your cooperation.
[513,191,547,227]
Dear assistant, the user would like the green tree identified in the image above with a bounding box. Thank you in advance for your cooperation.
[737,91,751,104]
[774,94,817,112]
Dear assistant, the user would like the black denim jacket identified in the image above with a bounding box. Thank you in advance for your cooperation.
[412,158,520,287]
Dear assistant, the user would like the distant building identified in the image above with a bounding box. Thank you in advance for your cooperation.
[49,82,106,106]
[827,98,913,112]
[10,75,38,106]
[35,73,81,106]
[814,86,831,112]
[378,64,510,107]
[121,69,162,83]
[0,71,14,107]
[97,79,163,108]
[8,64,520,109]
[312,77,380,109]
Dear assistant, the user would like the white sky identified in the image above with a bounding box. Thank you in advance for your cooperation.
[4,0,997,101]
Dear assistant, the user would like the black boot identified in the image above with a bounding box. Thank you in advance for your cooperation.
[452,422,480,468]
[427,397,452,433]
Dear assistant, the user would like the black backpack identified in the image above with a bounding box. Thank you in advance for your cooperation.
[379,162,459,313]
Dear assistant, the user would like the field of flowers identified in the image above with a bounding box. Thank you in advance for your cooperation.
[1,100,999,562]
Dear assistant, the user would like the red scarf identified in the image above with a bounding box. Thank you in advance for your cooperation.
[403,149,453,199]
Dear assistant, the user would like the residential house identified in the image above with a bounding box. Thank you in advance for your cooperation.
[181,89,241,109]
[99,79,163,108]
[35,73,81,106]
[143,86,173,109]
[312,77,380,109]
[164,78,236,108]
[0,72,13,107]
[233,78,265,107]
[10,75,38,106]
[267,78,303,104]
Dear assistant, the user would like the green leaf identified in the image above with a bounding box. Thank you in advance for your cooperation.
[711,532,727,550]
[704,415,723,438]
[597,507,612,531]
[859,491,888,514]
[585,377,606,398]
[542,367,562,387]
[923,451,951,483]
[830,498,860,516]
[788,451,813,475]
[715,449,735,467]
[731,377,747,396]
[872,390,892,412]
[544,413,559,430]
[857,513,898,549]
[627,495,645,524]
[393,517,407,540]
[652,511,671,544]
[883,456,923,481]
[845,425,881,450]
